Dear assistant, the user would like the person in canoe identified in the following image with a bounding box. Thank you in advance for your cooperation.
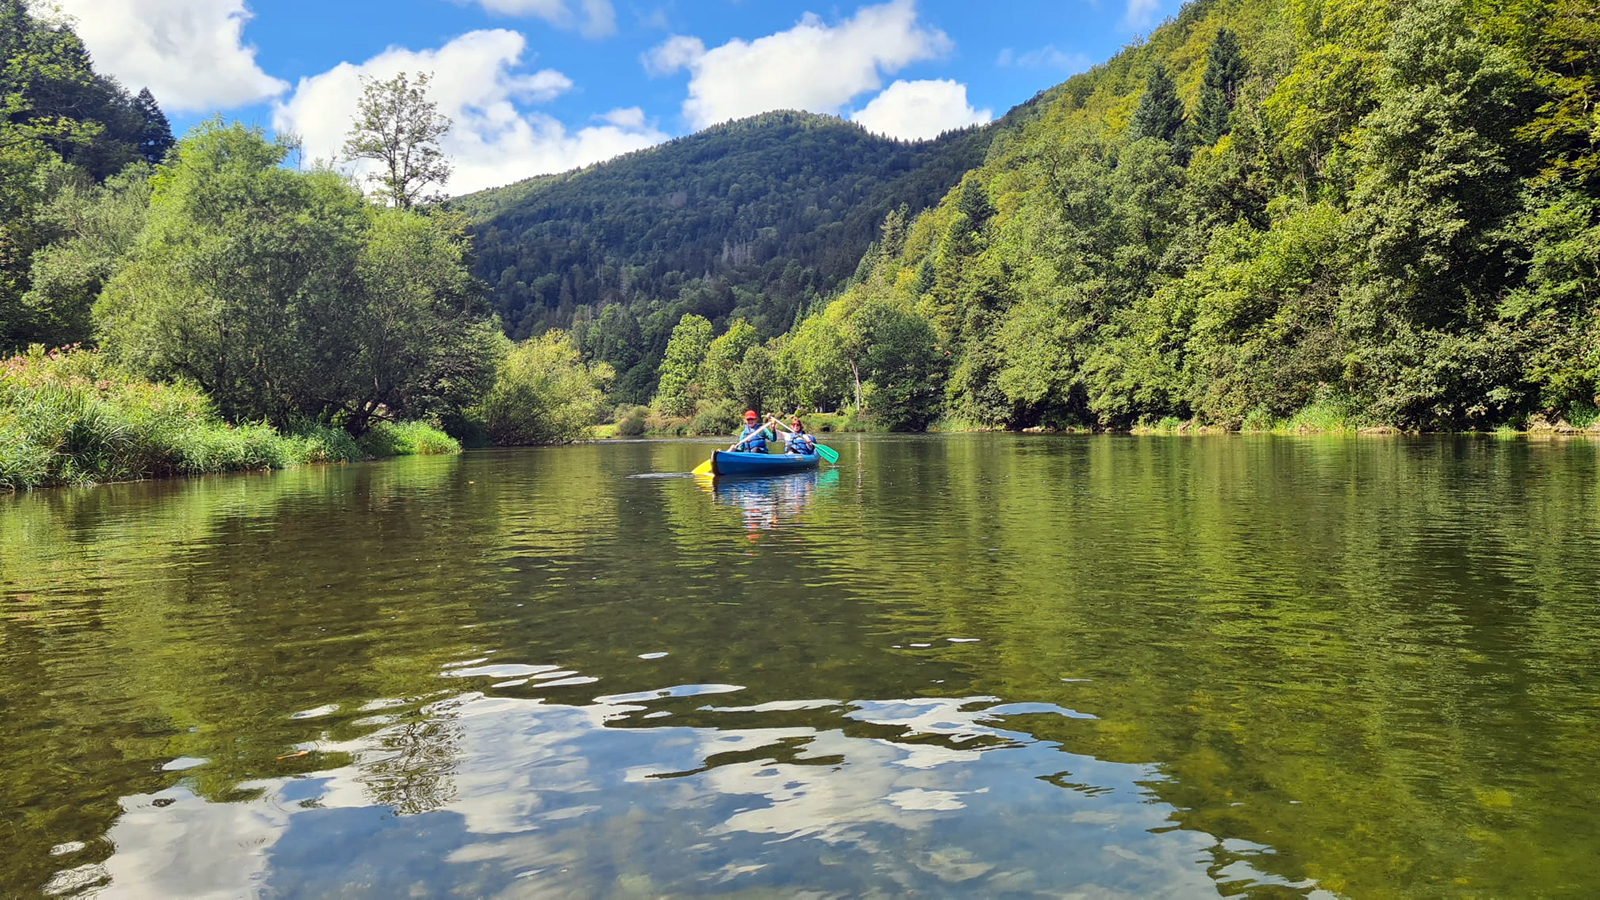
[779,416,816,455]
[732,409,776,453]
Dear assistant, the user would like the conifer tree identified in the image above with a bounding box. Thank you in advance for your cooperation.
[957,176,994,230]
[132,88,174,164]
[1130,63,1185,144]
[1194,29,1246,145]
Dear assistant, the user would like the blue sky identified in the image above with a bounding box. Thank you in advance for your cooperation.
[58,0,1181,194]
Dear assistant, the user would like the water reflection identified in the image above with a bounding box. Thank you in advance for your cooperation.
[78,663,1323,899]
[5,436,1599,898]
[699,468,839,536]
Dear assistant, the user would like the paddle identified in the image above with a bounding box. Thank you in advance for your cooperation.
[692,418,770,476]
[767,416,838,464]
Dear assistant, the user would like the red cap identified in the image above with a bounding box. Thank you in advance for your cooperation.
[743,409,758,420]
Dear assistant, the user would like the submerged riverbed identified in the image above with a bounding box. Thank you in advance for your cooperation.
[3,435,1598,897]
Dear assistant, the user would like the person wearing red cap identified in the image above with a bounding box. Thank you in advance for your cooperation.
[732,409,775,453]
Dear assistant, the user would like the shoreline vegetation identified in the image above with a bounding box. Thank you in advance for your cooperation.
[590,403,1600,439]
[0,346,459,492]
[1,15,612,493]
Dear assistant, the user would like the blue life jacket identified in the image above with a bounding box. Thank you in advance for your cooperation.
[787,432,815,454]
[735,423,770,453]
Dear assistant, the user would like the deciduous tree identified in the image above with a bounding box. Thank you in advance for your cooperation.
[342,71,452,209]
[653,313,712,416]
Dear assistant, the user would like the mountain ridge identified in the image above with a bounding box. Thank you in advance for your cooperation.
[450,104,1051,398]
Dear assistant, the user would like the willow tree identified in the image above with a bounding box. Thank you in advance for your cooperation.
[97,121,497,433]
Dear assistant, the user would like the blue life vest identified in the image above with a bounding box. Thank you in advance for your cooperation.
[735,424,770,453]
[787,433,815,454]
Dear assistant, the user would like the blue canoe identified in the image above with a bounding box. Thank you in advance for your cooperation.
[710,449,820,477]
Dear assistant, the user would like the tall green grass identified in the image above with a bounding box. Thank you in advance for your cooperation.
[1,347,456,491]
[1567,402,1599,430]
[356,420,461,457]
[1,346,294,490]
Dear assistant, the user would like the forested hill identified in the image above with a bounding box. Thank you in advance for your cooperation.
[452,108,1029,396]
[769,0,1600,432]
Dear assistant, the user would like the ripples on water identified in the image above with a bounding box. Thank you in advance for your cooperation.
[3,437,1598,897]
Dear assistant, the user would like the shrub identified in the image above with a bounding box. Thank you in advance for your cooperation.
[689,399,742,436]
[807,408,871,432]
[477,332,610,445]
[1567,401,1599,430]
[357,420,461,458]
[616,405,650,436]
[1239,407,1278,432]
[1275,388,1365,434]
[0,345,303,490]
[288,423,363,464]
[169,422,296,473]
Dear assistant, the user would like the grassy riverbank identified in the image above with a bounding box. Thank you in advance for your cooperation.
[1128,398,1600,436]
[1,347,457,491]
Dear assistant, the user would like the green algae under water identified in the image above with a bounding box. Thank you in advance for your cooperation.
[3,434,1598,898]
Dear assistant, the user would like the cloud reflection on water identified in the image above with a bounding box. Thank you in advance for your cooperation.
[84,675,1328,898]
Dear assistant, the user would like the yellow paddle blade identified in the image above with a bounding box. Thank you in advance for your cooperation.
[692,458,713,477]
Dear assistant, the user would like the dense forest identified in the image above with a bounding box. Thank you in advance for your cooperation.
[0,0,174,348]
[499,0,1595,433]
[776,0,1600,431]
[453,109,1027,401]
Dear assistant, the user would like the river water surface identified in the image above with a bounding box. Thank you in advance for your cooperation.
[3,435,1599,898]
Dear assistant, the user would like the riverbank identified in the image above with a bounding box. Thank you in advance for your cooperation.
[593,409,1600,440]
[1,347,458,492]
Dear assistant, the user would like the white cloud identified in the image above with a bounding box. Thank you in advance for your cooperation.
[598,107,647,129]
[996,45,1092,72]
[641,34,705,77]
[54,0,287,112]
[272,30,668,196]
[643,0,953,130]
[1123,0,1162,30]
[578,0,617,37]
[851,79,990,141]
[458,0,617,38]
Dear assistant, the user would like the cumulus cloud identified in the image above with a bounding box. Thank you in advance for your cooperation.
[851,79,990,141]
[1123,0,1163,30]
[598,107,647,129]
[641,34,706,77]
[643,0,953,129]
[995,45,1092,72]
[54,0,287,112]
[272,30,667,196]
[458,0,617,38]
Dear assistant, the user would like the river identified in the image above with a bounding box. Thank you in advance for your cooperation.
[3,435,1597,897]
